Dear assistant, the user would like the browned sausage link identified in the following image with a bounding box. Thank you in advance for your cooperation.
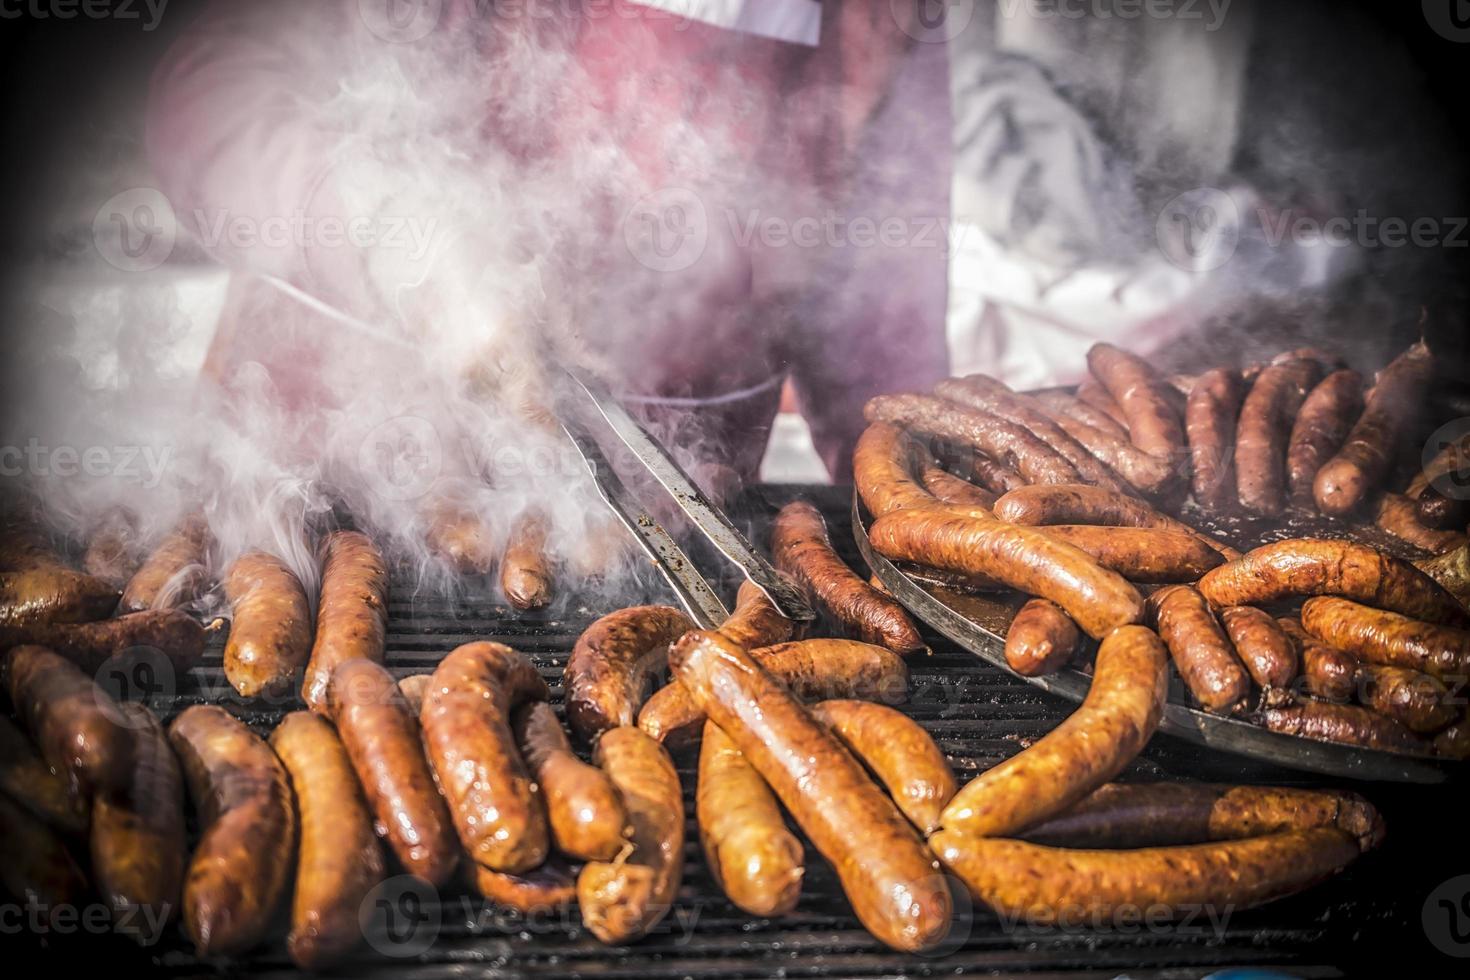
[1354,663,1458,734]
[1300,595,1470,680]
[1075,377,1131,433]
[224,550,313,698]
[513,701,629,862]
[120,513,210,613]
[1197,538,1469,626]
[638,638,910,747]
[1434,719,1470,759]
[169,705,296,956]
[0,714,89,834]
[960,449,1029,495]
[421,642,550,872]
[470,855,578,913]
[933,828,1361,926]
[328,660,459,887]
[501,509,554,611]
[1087,343,1186,460]
[864,393,1082,486]
[577,726,685,944]
[1004,597,1080,677]
[1286,369,1364,508]
[91,703,186,938]
[1279,617,1357,703]
[83,506,142,590]
[1416,485,1468,531]
[697,721,804,917]
[1260,700,1426,753]
[940,625,1168,837]
[270,712,384,970]
[1235,358,1324,517]
[1375,493,1467,556]
[564,605,695,742]
[934,376,1130,493]
[993,483,1240,561]
[0,792,89,925]
[1151,586,1250,715]
[1031,393,1178,496]
[1314,341,1433,516]
[302,531,388,713]
[0,566,120,628]
[1218,605,1299,692]
[4,645,133,795]
[669,630,951,953]
[1185,368,1245,512]
[808,699,957,835]
[1418,543,1470,609]
[422,497,497,575]
[1020,782,1385,852]
[866,508,1145,639]
[0,609,207,674]
[1038,525,1224,582]
[920,463,997,509]
[853,422,937,519]
[718,578,797,650]
[773,501,925,656]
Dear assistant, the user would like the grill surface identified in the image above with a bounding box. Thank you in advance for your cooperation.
[17,486,1463,976]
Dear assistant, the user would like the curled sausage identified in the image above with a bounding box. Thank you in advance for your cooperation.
[1218,605,1299,693]
[1086,342,1186,460]
[1286,369,1363,507]
[866,507,1145,639]
[808,699,957,835]
[1150,586,1250,715]
[513,701,629,862]
[940,625,1168,837]
[1185,368,1245,511]
[577,726,684,944]
[1260,701,1425,753]
[1235,358,1324,516]
[421,642,550,872]
[773,501,924,655]
[169,705,296,956]
[1037,525,1224,582]
[270,712,385,970]
[1375,493,1467,556]
[224,550,313,698]
[718,578,797,650]
[0,608,207,674]
[470,856,578,913]
[993,483,1239,561]
[302,531,388,713]
[853,422,936,519]
[120,513,209,613]
[697,721,804,917]
[4,644,133,795]
[564,605,694,742]
[669,630,951,953]
[638,638,910,747]
[501,510,554,611]
[328,659,459,887]
[1004,597,1080,677]
[0,714,89,835]
[1299,595,1470,681]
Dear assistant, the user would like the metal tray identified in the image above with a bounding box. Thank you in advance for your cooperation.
[852,493,1456,784]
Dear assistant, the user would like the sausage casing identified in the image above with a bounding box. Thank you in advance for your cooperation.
[993,483,1239,560]
[564,605,695,742]
[501,510,554,611]
[1286,369,1363,507]
[1004,597,1080,677]
[0,714,89,835]
[1299,595,1470,681]
[1218,605,1299,693]
[512,701,629,862]
[470,855,578,913]
[1038,525,1224,582]
[4,644,133,795]
[1086,343,1185,460]
[302,531,388,713]
[1260,701,1425,753]
[120,513,209,613]
[1185,368,1244,511]
[853,422,937,519]
[0,609,207,674]
[718,578,797,650]
[1234,358,1323,516]
[224,550,313,698]
[1151,586,1250,715]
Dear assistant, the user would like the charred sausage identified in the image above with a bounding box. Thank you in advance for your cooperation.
[1075,377,1131,432]
[920,464,997,509]
[1415,485,1467,531]
[0,566,120,628]
[0,609,208,673]
[1004,597,1080,677]
[469,856,578,913]
[4,644,133,795]
[302,531,388,713]
[512,701,629,862]
[223,550,313,698]
[83,506,142,590]
[1286,369,1364,508]
[1260,701,1425,753]
[1185,368,1245,511]
[564,605,694,742]
[1031,393,1177,497]
[1355,663,1458,734]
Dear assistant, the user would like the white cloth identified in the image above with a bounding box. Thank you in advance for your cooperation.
[630,0,822,46]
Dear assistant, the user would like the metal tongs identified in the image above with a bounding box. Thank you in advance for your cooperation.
[559,371,815,630]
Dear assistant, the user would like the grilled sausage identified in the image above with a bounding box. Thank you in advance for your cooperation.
[1086,343,1186,460]
[1280,616,1357,702]
[638,638,910,747]
[302,531,388,713]
[120,513,209,613]
[1150,586,1250,715]
[920,464,997,509]
[866,507,1145,639]
[1286,369,1364,508]
[270,711,384,970]
[1218,605,1299,693]
[1019,782,1384,851]
[697,721,804,917]
[1235,358,1324,516]
[1185,368,1245,512]
[1418,543,1470,609]
[1197,539,1469,626]
[1375,493,1467,556]
[470,855,578,913]
[83,506,142,590]
[1314,340,1433,516]
[565,605,695,742]
[1415,485,1467,531]
[422,497,498,575]
[963,450,1029,495]
[1075,377,1131,432]
[223,550,313,698]
[577,726,685,944]
[993,484,1240,561]
[0,791,89,923]
[0,609,208,673]
[772,501,925,656]
[864,393,1082,486]
[328,659,459,887]
[808,699,957,835]
[718,579,797,650]
[940,625,1168,837]
[0,714,89,835]
[422,642,550,872]
[1260,701,1425,753]
[1300,595,1470,681]
[170,705,296,956]
[1433,720,1470,759]
[1037,525,1224,582]
[853,422,937,519]
[5,644,133,795]
[91,703,186,939]
[1354,663,1458,734]
[501,510,554,611]
[669,630,951,953]
[1031,393,1177,496]
[932,828,1361,925]
[512,701,629,862]
[0,566,120,628]
[1004,597,1080,677]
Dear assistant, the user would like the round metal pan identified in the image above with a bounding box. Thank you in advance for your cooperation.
[852,493,1456,784]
